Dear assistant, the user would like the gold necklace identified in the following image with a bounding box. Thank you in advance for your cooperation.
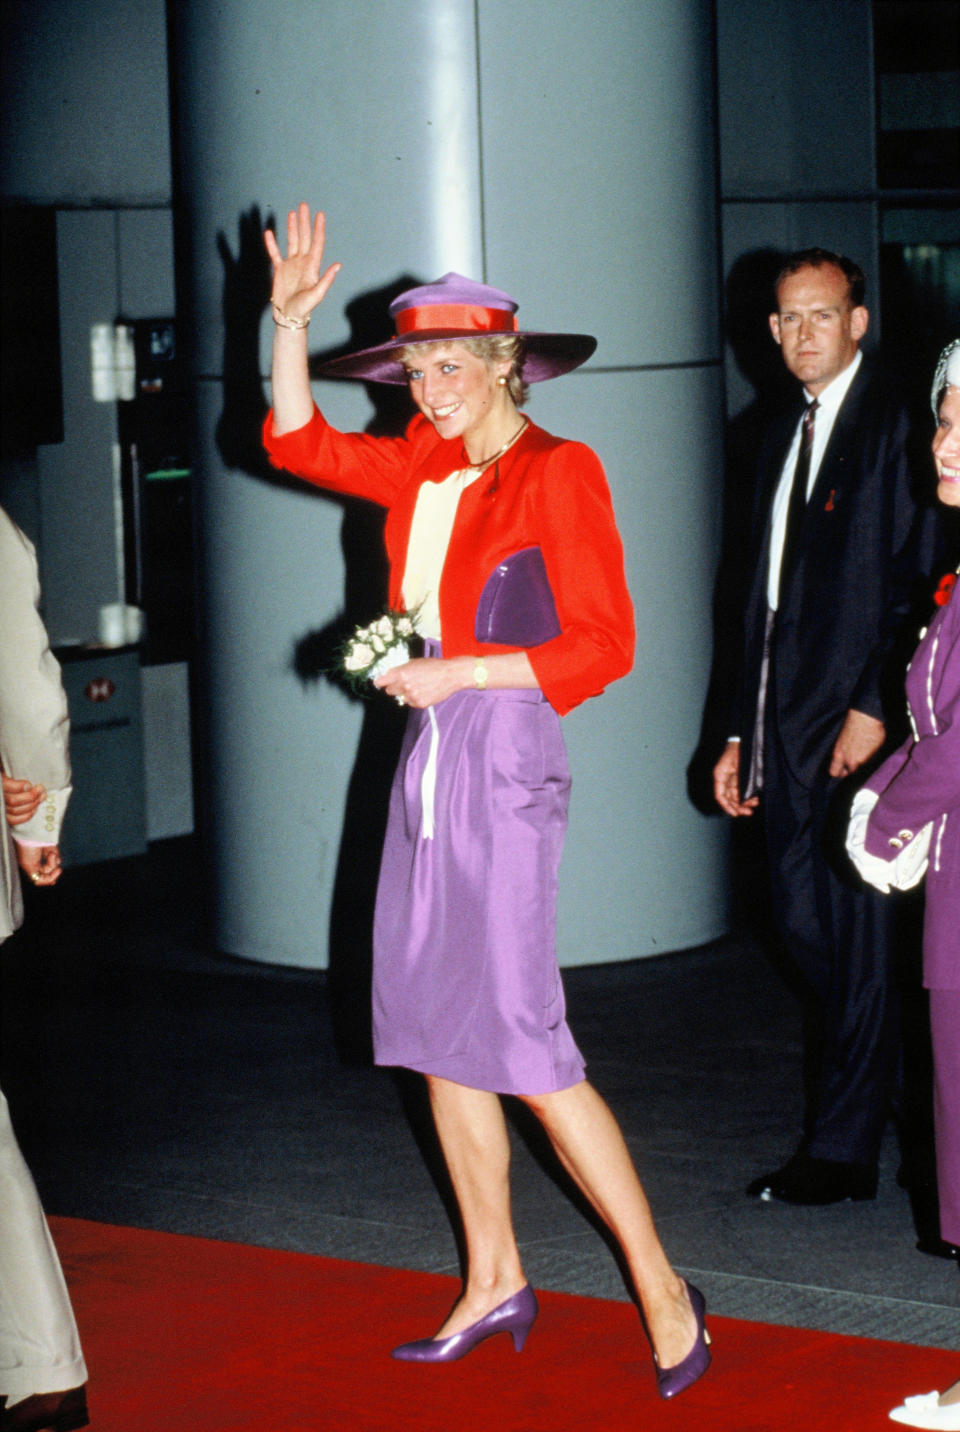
[469,416,529,471]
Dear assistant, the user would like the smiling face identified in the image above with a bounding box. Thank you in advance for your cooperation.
[769,263,868,397]
[402,342,515,460]
[933,386,960,508]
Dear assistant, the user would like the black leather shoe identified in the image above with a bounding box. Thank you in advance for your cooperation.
[746,1152,878,1204]
[916,1234,960,1260]
[0,1386,89,1432]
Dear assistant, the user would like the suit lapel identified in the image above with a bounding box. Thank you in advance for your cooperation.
[747,358,870,628]
[773,361,872,606]
[741,406,800,629]
[805,360,868,518]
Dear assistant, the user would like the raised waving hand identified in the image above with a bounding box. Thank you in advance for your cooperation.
[264,203,341,324]
[264,203,341,435]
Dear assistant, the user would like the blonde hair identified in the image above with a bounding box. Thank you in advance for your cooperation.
[396,335,529,407]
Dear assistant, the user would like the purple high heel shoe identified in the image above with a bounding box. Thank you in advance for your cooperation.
[391,1285,538,1363]
[654,1280,712,1399]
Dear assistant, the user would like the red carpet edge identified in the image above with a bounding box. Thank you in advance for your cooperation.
[49,1215,958,1432]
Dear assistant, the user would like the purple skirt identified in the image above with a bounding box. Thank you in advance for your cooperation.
[372,660,586,1096]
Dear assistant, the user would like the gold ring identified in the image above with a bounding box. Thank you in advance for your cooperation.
[396,695,406,706]
[31,873,41,883]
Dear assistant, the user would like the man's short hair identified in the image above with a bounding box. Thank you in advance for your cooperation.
[773,248,866,310]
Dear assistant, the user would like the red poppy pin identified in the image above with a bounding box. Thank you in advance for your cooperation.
[824,489,836,512]
[934,572,957,607]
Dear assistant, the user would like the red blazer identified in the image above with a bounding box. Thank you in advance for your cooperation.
[264,407,634,715]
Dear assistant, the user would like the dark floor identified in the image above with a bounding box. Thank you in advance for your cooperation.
[1,837,957,1351]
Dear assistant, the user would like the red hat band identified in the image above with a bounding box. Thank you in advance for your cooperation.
[394,303,520,337]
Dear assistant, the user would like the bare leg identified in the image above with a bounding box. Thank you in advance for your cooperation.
[520,1080,697,1371]
[425,1075,527,1338]
[940,1378,960,1406]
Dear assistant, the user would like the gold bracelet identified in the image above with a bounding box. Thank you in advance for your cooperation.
[271,303,311,331]
[474,658,488,691]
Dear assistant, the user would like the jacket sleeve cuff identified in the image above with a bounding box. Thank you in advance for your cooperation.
[12,784,71,846]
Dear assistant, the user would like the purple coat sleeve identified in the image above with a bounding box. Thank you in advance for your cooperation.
[864,593,960,859]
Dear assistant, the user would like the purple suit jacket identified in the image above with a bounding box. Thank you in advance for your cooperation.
[865,578,960,987]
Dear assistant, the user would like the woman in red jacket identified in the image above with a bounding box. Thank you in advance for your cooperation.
[262,203,709,1397]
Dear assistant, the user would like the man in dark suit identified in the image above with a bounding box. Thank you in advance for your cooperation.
[713,249,932,1205]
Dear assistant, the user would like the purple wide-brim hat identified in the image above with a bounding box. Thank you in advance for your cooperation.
[319,272,597,384]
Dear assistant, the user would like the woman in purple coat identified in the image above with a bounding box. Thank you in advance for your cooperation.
[848,339,960,1431]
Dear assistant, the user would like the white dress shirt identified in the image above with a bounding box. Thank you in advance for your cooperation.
[766,349,862,609]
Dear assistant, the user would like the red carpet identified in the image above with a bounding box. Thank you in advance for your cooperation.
[51,1216,955,1431]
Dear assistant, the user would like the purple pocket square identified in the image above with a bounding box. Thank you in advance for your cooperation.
[474,546,562,647]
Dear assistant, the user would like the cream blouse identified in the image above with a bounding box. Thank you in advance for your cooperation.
[401,464,484,640]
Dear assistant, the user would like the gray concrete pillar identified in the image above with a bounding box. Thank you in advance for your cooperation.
[172,0,728,967]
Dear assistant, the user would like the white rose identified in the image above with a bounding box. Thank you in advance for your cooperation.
[346,642,374,670]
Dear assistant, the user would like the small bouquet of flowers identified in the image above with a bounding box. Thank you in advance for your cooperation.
[339,608,418,696]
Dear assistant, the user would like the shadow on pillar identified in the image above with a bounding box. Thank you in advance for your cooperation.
[686,249,793,944]
[686,249,790,793]
[215,205,273,477]
[214,207,424,1061]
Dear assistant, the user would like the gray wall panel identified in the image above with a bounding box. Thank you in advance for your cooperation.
[716,0,879,421]
[118,210,176,317]
[717,0,874,199]
[37,211,122,645]
[0,0,171,206]
[479,0,721,367]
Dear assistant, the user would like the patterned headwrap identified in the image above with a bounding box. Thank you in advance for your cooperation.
[931,338,960,416]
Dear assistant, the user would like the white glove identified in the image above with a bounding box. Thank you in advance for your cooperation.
[845,786,930,894]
